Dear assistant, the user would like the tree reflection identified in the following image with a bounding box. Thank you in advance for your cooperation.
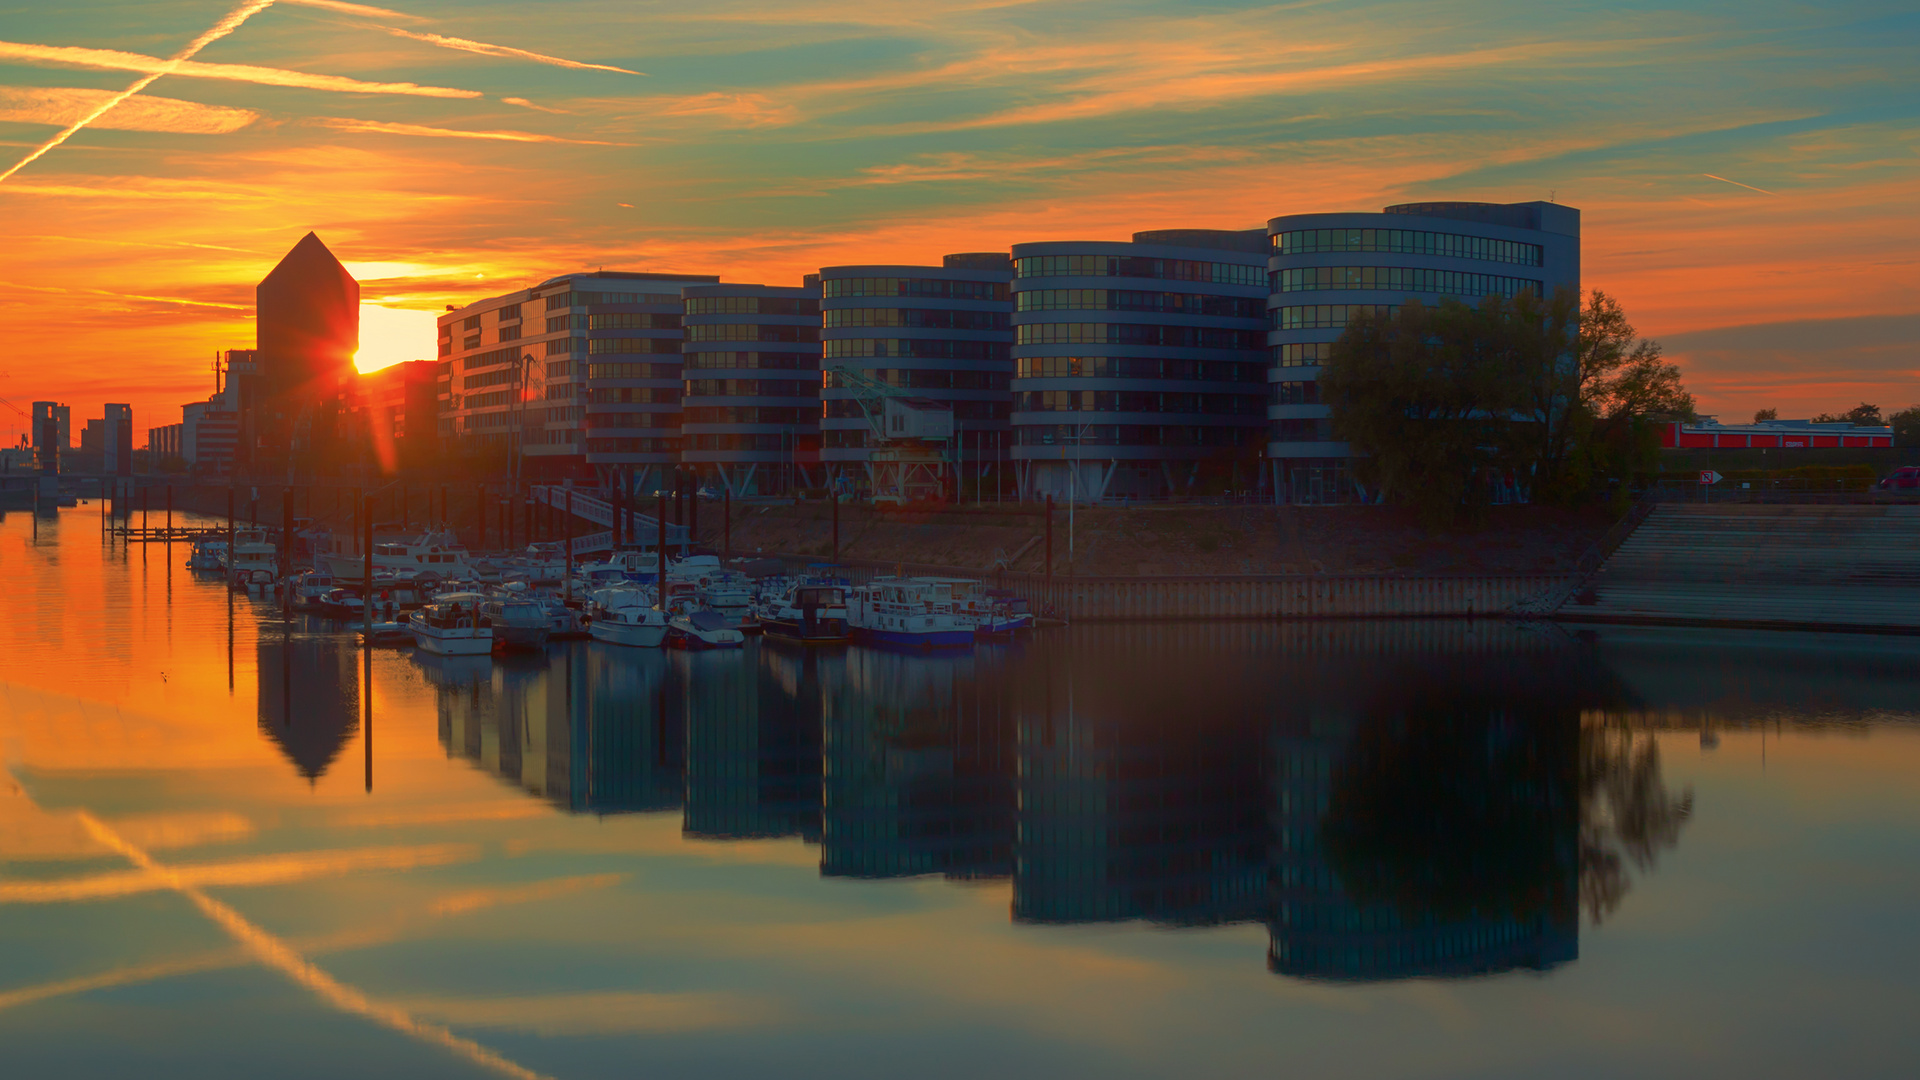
[1579,728,1692,923]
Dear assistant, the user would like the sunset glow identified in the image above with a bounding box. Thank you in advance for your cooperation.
[1,1,1915,427]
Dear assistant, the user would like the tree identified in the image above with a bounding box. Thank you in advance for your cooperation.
[1753,408,1778,422]
[1812,403,1881,425]
[1321,287,1692,519]
[1891,406,1920,447]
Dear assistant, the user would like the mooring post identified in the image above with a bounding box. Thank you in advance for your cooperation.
[831,490,839,564]
[282,486,293,617]
[564,483,574,602]
[656,489,668,609]
[226,485,235,564]
[689,476,699,552]
[1045,495,1054,582]
[723,487,731,561]
[362,496,374,646]
[476,483,486,552]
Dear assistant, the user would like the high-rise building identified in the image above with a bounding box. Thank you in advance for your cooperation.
[102,403,132,477]
[29,402,61,473]
[255,233,359,471]
[818,255,1013,498]
[1009,231,1269,501]
[680,280,822,495]
[440,271,717,487]
[1265,201,1580,502]
[357,360,440,474]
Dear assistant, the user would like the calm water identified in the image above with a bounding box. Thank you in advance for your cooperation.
[4,506,1919,1079]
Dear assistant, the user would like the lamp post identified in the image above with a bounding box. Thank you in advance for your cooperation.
[512,351,534,500]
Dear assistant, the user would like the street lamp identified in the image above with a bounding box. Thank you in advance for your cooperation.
[512,352,534,492]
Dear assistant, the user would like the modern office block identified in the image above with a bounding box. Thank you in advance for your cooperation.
[440,270,717,486]
[102,403,132,477]
[1266,201,1580,502]
[1009,230,1269,501]
[256,233,359,471]
[818,255,1013,498]
[680,281,822,495]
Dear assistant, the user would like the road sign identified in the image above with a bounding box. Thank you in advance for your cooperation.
[1700,470,1723,485]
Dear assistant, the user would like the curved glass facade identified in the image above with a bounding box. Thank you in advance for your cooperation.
[1266,202,1581,503]
[817,258,1014,499]
[1011,232,1269,502]
[680,283,821,495]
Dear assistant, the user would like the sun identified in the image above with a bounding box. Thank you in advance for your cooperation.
[354,304,439,374]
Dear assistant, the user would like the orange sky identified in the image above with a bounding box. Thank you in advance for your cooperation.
[1,0,1916,438]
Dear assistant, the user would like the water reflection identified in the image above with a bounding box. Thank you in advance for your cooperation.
[256,622,361,782]
[430,621,1699,983]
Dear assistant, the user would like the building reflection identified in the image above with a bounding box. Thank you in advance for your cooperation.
[421,621,1691,983]
[256,625,360,781]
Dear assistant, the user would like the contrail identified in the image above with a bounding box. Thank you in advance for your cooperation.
[0,0,278,185]
[385,28,646,75]
[1702,173,1779,196]
[76,811,553,1080]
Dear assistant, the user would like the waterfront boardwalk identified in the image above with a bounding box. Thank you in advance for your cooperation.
[1560,504,1920,632]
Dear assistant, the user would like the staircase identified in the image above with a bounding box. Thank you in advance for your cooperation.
[530,484,688,552]
[1562,504,1920,630]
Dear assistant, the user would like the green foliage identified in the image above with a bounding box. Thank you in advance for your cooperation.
[1753,407,1778,422]
[1888,406,1920,447]
[1320,287,1694,521]
[1811,403,1883,425]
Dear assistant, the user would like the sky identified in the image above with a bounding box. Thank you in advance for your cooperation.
[0,0,1915,439]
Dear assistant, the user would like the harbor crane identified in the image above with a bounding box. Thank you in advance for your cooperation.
[827,365,954,505]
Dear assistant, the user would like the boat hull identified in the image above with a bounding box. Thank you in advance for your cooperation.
[494,625,551,651]
[590,620,669,648]
[411,628,493,656]
[853,626,975,649]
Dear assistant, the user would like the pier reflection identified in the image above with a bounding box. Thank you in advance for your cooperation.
[426,621,1696,983]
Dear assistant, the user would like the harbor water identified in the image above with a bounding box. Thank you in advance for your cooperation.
[3,506,1919,1078]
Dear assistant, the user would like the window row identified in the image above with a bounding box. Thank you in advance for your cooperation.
[497,325,521,342]
[1271,418,1335,442]
[544,405,582,423]
[586,362,677,380]
[547,314,588,333]
[584,411,675,428]
[1014,323,1263,350]
[1014,289,1265,319]
[1272,266,1542,299]
[1014,355,1263,382]
[586,437,679,453]
[499,303,522,321]
[1273,304,1400,330]
[1012,255,1266,288]
[684,433,813,452]
[589,337,681,355]
[463,369,518,390]
[822,307,1009,330]
[546,338,583,356]
[588,387,680,404]
[543,383,578,401]
[1274,342,1333,368]
[820,277,1008,301]
[683,351,818,371]
[684,324,820,343]
[1272,381,1320,405]
[461,391,513,409]
[686,379,819,399]
[683,407,816,426]
[684,296,820,316]
[462,347,522,369]
[545,289,679,310]
[822,369,1010,392]
[463,334,480,350]
[823,400,1008,421]
[460,409,514,429]
[1014,424,1254,448]
[823,339,1010,362]
[438,341,452,357]
[1017,390,1265,415]
[546,359,577,379]
[1273,228,1542,266]
[589,312,682,330]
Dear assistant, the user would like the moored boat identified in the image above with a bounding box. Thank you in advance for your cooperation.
[667,605,745,650]
[588,586,669,648]
[409,594,494,656]
[478,597,552,651]
[848,578,974,649]
[759,582,850,644]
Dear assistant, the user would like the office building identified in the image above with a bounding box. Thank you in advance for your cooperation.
[818,255,1013,498]
[357,359,440,474]
[102,403,133,477]
[680,280,822,495]
[256,233,359,472]
[440,270,717,488]
[149,423,183,462]
[29,402,62,473]
[1266,201,1580,502]
[1009,231,1269,501]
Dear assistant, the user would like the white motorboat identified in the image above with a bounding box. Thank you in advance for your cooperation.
[409,593,494,656]
[227,535,277,586]
[360,620,412,647]
[914,577,1034,637]
[478,597,552,651]
[287,570,335,610]
[848,578,974,649]
[322,529,477,583]
[758,581,850,644]
[497,542,568,584]
[667,604,745,650]
[588,586,670,648]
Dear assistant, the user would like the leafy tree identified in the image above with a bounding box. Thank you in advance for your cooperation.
[1321,287,1692,519]
[1891,406,1920,447]
[1812,403,1882,425]
[1753,408,1778,422]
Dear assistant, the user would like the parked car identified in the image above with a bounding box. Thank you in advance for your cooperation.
[1878,466,1920,491]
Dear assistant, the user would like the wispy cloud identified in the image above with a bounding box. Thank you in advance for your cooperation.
[0,40,482,98]
[384,28,646,75]
[1702,172,1779,196]
[280,0,424,20]
[0,0,276,184]
[0,85,259,134]
[501,97,570,115]
[315,117,628,145]
[0,842,478,902]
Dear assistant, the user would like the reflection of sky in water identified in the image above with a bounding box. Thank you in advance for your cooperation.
[3,506,1919,1078]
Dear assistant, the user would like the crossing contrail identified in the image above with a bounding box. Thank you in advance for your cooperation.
[1702,173,1779,196]
[0,0,278,185]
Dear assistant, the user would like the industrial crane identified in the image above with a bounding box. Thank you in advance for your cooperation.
[826,365,954,505]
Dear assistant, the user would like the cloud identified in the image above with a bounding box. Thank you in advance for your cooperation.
[384,29,646,75]
[280,0,425,20]
[399,992,783,1036]
[0,842,479,903]
[0,85,259,134]
[314,117,628,145]
[501,97,570,115]
[0,40,482,98]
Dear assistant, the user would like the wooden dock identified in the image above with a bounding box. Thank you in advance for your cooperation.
[1558,504,1920,632]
